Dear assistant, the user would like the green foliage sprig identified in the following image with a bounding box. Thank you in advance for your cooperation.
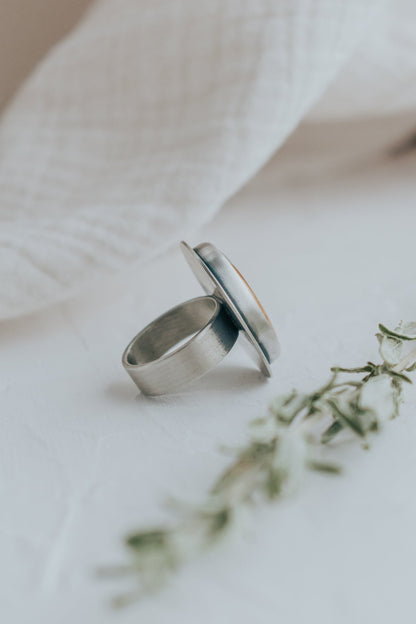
[102,322,416,606]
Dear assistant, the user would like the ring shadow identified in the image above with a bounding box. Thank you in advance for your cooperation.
[106,363,265,407]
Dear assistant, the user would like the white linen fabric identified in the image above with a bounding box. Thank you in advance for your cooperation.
[1,0,415,321]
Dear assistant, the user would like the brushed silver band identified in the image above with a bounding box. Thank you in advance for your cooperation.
[122,296,238,396]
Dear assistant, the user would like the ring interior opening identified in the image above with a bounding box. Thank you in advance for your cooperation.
[126,297,217,366]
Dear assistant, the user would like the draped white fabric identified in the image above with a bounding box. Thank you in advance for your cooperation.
[1,0,415,320]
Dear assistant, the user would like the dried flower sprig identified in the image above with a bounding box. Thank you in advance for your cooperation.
[102,322,416,606]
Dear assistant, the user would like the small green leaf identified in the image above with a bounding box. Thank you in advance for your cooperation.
[378,323,416,341]
[208,508,231,535]
[307,460,342,474]
[321,419,344,444]
[388,370,412,384]
[126,530,167,551]
[265,469,283,498]
[327,398,366,438]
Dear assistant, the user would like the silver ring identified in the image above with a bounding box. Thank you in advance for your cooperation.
[180,241,280,377]
[122,296,238,396]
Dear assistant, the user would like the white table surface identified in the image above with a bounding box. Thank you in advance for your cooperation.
[2,151,416,624]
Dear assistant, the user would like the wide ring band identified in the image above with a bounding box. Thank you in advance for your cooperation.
[122,296,238,396]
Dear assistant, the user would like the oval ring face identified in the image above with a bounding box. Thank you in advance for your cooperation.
[180,241,280,377]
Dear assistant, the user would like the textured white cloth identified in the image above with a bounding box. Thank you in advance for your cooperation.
[1,0,415,320]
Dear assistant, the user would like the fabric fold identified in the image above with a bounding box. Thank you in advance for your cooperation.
[1,0,414,320]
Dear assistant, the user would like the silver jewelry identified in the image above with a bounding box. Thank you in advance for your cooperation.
[122,296,238,396]
[122,241,280,395]
[180,241,280,377]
